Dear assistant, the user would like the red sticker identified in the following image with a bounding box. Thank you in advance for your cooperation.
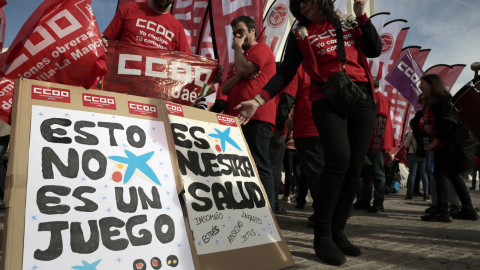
[165,102,184,117]
[82,93,116,110]
[31,85,71,103]
[217,115,237,127]
[128,101,158,118]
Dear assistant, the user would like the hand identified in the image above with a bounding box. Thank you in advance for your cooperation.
[101,36,109,53]
[232,35,246,50]
[234,99,260,125]
[245,70,261,80]
[423,124,434,135]
[353,0,365,17]
[425,139,439,151]
[212,64,224,84]
[372,143,381,155]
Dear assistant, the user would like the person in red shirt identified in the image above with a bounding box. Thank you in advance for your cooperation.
[419,74,478,222]
[101,0,222,102]
[102,0,189,52]
[221,16,277,210]
[231,0,381,266]
[356,77,394,213]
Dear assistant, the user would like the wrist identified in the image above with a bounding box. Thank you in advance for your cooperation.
[253,97,262,107]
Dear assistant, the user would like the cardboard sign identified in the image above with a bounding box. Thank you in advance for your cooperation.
[167,105,293,270]
[3,78,199,270]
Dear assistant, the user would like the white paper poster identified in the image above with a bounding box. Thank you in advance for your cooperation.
[23,105,195,270]
[168,114,281,255]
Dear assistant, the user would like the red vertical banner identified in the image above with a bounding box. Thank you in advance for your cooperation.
[171,0,209,54]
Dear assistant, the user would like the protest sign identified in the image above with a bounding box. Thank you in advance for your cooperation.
[2,78,199,270]
[102,41,218,107]
[166,104,294,270]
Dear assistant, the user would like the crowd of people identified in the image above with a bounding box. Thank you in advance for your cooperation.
[0,0,478,267]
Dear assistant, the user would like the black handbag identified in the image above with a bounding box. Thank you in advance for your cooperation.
[321,20,367,117]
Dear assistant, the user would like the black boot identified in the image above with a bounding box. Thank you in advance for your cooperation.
[314,236,346,266]
[332,232,361,256]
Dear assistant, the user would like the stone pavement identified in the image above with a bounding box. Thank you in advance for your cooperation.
[275,184,480,269]
[0,184,478,269]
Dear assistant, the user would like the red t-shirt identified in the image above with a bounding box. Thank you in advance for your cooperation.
[103,2,190,53]
[293,69,319,139]
[369,91,394,150]
[306,20,368,102]
[224,43,276,124]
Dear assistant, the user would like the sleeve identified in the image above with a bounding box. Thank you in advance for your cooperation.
[275,93,295,130]
[260,32,304,102]
[246,44,270,71]
[432,95,456,141]
[357,14,382,58]
[103,6,127,40]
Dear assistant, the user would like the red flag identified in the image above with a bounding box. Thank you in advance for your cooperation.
[444,64,466,92]
[0,0,106,124]
[0,0,6,8]
[102,41,218,106]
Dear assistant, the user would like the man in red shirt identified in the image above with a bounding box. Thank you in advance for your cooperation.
[101,0,221,103]
[355,77,394,213]
[221,16,276,209]
[102,0,190,53]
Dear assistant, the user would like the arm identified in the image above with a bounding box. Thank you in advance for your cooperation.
[275,93,296,133]
[356,14,382,58]
[372,115,386,155]
[234,33,303,125]
[221,74,242,95]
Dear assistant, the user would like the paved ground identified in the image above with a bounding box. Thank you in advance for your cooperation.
[1,183,479,269]
[275,183,480,269]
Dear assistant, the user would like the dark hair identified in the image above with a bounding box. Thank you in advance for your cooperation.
[289,0,338,26]
[230,16,257,37]
[421,74,449,99]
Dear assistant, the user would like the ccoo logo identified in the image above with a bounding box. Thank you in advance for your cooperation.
[267,4,288,28]
[380,33,394,54]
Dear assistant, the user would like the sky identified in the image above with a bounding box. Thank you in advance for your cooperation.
[2,0,480,95]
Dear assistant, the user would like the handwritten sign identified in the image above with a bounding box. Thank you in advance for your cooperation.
[22,105,195,269]
[168,114,281,255]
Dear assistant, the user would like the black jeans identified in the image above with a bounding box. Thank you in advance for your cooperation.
[269,132,286,209]
[242,120,275,209]
[311,85,376,236]
[283,149,300,196]
[434,146,474,213]
[360,149,386,206]
[295,137,325,208]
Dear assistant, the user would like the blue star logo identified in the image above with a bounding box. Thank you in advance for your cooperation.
[71,259,101,270]
[208,127,242,152]
[108,150,161,185]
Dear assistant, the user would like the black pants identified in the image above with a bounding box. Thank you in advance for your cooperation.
[311,84,376,236]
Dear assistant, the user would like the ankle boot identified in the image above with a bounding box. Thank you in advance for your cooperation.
[314,236,346,266]
[332,232,361,256]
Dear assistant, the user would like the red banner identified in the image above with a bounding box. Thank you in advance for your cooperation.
[0,0,106,124]
[102,41,218,106]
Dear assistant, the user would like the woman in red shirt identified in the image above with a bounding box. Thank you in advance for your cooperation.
[233,0,381,266]
[419,74,478,222]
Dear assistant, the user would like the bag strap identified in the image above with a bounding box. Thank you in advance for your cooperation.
[334,19,347,71]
